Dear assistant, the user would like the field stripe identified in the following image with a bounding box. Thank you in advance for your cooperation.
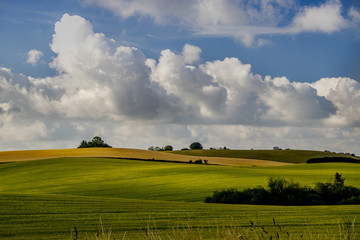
[0,148,291,167]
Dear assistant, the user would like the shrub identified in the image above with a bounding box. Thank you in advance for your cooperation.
[307,157,360,164]
[205,173,360,205]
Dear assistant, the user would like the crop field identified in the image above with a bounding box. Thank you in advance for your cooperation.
[0,148,290,167]
[1,193,359,239]
[172,149,360,164]
[0,149,359,239]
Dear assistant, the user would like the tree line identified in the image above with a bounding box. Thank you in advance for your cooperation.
[77,137,205,151]
[78,136,112,148]
[149,142,204,151]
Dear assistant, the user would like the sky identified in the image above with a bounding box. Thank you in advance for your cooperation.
[0,0,360,154]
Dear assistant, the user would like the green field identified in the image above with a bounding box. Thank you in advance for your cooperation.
[1,193,359,239]
[0,156,360,239]
[1,158,360,201]
[172,149,359,163]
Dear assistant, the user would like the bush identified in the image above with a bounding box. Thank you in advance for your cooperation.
[307,157,360,164]
[205,173,360,205]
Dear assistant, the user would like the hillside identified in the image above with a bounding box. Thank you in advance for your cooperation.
[1,157,359,202]
[172,149,360,164]
[0,148,290,167]
[1,153,360,239]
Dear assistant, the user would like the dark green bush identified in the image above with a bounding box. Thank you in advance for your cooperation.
[307,157,360,164]
[205,173,360,205]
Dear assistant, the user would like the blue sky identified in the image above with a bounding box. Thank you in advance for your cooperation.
[1,0,359,82]
[0,0,360,154]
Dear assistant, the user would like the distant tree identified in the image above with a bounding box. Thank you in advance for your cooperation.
[77,136,111,148]
[190,142,203,150]
[154,146,163,151]
[334,172,345,186]
[164,145,173,151]
[148,146,155,151]
[78,140,88,148]
[91,136,104,146]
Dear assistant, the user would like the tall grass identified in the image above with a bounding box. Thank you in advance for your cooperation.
[75,217,357,240]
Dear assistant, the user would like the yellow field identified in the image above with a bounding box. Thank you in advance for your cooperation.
[0,148,291,167]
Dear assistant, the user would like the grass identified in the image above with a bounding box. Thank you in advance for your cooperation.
[172,149,359,164]
[0,155,360,239]
[0,193,359,239]
[1,158,360,201]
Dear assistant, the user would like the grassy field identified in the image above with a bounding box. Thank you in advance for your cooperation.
[0,151,359,239]
[1,193,359,239]
[172,149,360,163]
[1,158,360,201]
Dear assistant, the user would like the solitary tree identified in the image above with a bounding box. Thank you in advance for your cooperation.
[190,142,203,150]
[164,145,173,151]
[333,172,345,186]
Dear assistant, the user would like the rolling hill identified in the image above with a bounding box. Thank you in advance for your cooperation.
[1,157,359,201]
[0,148,291,167]
[172,149,360,164]
[0,148,359,239]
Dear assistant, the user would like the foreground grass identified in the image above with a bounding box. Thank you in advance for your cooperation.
[1,158,360,201]
[0,193,358,239]
[172,149,359,164]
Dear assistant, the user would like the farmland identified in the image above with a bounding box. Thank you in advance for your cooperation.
[172,149,360,164]
[0,149,359,239]
[0,148,290,167]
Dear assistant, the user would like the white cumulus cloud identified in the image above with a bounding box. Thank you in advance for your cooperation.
[1,14,359,155]
[26,49,43,65]
[290,0,347,33]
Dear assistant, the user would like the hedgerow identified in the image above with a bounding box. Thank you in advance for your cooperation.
[205,173,360,205]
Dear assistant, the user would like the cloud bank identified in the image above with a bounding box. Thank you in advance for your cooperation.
[1,14,359,154]
[81,0,356,47]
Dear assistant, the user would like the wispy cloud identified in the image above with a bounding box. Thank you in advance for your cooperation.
[81,0,354,47]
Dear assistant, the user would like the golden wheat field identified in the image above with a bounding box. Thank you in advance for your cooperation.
[0,148,291,167]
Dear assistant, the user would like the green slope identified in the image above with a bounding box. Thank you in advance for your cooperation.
[172,149,359,163]
[1,157,360,239]
[1,157,359,202]
[1,193,359,239]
